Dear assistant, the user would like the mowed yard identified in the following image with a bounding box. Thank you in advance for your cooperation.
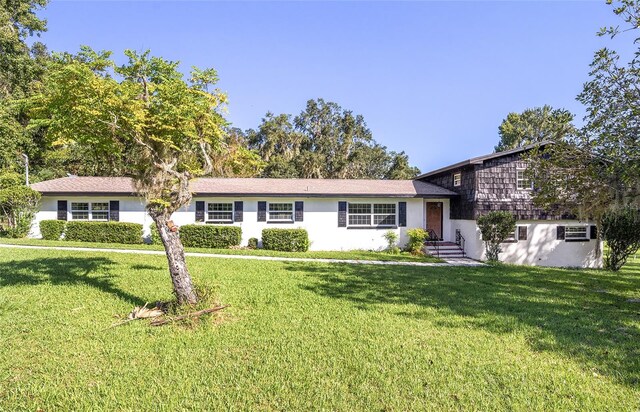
[0,247,639,411]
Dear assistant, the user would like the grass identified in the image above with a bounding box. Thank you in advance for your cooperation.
[0,237,442,262]
[1,247,639,410]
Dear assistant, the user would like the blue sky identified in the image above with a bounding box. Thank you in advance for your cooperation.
[36,1,631,172]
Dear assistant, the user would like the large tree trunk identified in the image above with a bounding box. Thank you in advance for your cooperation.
[153,214,198,305]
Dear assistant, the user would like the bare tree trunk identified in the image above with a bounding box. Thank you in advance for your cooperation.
[153,214,198,305]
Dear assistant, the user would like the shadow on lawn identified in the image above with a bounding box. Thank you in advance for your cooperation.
[0,256,145,305]
[289,260,640,387]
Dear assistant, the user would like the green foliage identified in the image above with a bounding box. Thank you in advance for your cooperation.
[495,105,575,152]
[477,212,516,262]
[247,100,420,179]
[39,219,65,240]
[64,221,143,244]
[602,206,640,271]
[0,176,40,238]
[0,171,24,189]
[149,224,160,245]
[179,225,242,249]
[247,237,258,249]
[383,230,400,254]
[262,228,309,252]
[527,3,640,226]
[28,47,228,218]
[405,228,428,255]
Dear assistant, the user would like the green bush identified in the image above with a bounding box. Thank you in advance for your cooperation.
[383,230,399,254]
[64,221,144,244]
[477,211,516,262]
[602,206,640,271]
[248,237,259,249]
[40,220,66,240]
[0,184,40,238]
[179,225,242,248]
[405,228,429,255]
[262,228,309,252]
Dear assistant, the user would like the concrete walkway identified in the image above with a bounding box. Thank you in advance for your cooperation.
[0,243,485,267]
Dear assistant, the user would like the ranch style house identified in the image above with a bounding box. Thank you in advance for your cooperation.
[30,144,602,268]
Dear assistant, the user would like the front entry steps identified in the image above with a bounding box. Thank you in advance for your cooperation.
[425,241,466,259]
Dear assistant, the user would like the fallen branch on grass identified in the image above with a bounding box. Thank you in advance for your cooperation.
[150,305,229,326]
[108,303,166,329]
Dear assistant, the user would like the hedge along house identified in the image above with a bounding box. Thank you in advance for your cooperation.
[415,143,602,268]
[29,177,457,251]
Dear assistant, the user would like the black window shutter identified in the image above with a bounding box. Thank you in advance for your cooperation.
[234,201,243,222]
[109,200,120,222]
[57,200,68,221]
[398,202,407,227]
[590,225,598,240]
[258,201,267,222]
[195,201,205,222]
[295,201,304,222]
[518,226,527,241]
[338,201,347,227]
[556,225,565,240]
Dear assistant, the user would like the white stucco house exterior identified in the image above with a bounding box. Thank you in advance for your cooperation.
[29,144,603,268]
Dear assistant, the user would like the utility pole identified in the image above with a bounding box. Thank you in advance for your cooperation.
[21,153,29,186]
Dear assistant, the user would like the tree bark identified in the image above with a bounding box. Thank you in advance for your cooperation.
[153,214,198,305]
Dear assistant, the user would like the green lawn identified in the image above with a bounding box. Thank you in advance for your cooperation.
[0,237,442,263]
[1,248,639,410]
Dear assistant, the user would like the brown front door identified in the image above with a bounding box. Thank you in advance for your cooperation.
[426,202,443,240]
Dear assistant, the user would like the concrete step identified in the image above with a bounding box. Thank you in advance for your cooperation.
[425,242,465,258]
[426,246,462,251]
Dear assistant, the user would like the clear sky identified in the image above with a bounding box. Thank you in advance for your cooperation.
[35,1,632,172]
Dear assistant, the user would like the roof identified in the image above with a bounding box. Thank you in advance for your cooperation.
[415,141,552,179]
[31,176,458,198]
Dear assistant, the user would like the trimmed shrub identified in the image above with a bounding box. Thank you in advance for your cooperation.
[179,225,242,248]
[602,206,640,271]
[477,211,516,262]
[405,228,429,255]
[248,237,259,249]
[383,230,400,254]
[65,221,144,244]
[40,220,66,240]
[262,228,309,252]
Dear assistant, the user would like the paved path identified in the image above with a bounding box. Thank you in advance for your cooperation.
[0,243,485,267]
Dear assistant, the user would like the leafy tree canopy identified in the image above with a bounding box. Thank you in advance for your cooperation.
[247,99,420,179]
[495,105,575,152]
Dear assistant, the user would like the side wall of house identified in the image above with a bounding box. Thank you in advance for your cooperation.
[474,154,564,220]
[33,196,433,251]
[421,166,475,219]
[450,219,602,268]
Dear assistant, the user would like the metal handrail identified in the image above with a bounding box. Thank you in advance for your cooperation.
[425,228,440,257]
[455,229,466,258]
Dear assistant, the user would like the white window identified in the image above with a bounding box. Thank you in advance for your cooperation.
[565,226,588,240]
[207,203,233,222]
[517,169,532,190]
[453,172,461,187]
[348,203,396,227]
[268,203,293,222]
[71,202,109,221]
